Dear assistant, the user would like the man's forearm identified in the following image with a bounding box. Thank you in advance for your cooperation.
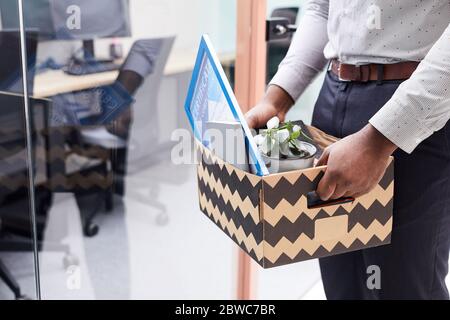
[360,124,398,157]
[263,85,295,113]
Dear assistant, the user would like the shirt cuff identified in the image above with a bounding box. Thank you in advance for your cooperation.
[369,99,433,154]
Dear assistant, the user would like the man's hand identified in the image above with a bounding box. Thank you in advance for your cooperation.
[245,85,294,129]
[316,124,398,200]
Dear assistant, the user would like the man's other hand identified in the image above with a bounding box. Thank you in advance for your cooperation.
[316,124,398,200]
[245,85,294,129]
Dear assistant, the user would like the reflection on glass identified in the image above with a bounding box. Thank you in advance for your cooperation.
[0,30,37,95]
[0,13,39,298]
[1,0,239,300]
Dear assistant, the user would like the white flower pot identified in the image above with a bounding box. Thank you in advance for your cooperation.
[261,142,317,174]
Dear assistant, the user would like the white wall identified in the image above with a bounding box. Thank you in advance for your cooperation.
[128,0,236,54]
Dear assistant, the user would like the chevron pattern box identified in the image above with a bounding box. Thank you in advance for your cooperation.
[196,138,394,269]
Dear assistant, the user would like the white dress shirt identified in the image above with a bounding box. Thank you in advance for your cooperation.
[270,0,450,153]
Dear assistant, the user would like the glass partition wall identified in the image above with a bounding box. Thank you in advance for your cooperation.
[1,0,239,300]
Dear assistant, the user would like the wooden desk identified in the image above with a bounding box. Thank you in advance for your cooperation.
[34,51,235,99]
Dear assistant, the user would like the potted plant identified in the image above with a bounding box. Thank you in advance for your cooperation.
[254,117,317,174]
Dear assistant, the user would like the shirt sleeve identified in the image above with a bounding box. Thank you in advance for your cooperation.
[370,23,450,154]
[121,39,163,78]
[269,0,330,101]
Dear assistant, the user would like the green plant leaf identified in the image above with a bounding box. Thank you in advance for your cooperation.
[290,130,301,140]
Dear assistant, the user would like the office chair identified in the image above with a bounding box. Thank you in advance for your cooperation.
[57,37,174,236]
[50,125,114,237]
[0,94,78,300]
[267,7,299,83]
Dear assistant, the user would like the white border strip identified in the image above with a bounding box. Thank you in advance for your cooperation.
[18,0,41,300]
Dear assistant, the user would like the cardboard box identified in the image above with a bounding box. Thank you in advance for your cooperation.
[195,127,394,268]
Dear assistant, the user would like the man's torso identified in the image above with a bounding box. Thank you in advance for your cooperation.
[324,0,450,64]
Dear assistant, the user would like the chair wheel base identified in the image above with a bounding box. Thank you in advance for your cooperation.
[83,223,99,237]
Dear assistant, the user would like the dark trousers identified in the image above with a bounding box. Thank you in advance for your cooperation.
[312,71,450,300]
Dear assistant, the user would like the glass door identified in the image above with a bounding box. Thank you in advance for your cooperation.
[19,0,242,300]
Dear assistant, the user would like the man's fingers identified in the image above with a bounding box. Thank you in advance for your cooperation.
[330,184,349,200]
[316,148,334,200]
[352,184,377,199]
[317,172,336,201]
[245,112,258,129]
[316,148,330,167]
[343,190,356,199]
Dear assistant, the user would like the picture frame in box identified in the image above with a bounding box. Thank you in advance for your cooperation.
[184,35,269,176]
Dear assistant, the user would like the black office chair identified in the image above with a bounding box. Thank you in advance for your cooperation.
[52,71,142,237]
[267,7,299,83]
[48,39,164,237]
[47,122,115,237]
[81,39,165,196]
[43,38,173,237]
[0,94,77,300]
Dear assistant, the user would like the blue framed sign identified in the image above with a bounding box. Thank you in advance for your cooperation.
[184,35,269,176]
